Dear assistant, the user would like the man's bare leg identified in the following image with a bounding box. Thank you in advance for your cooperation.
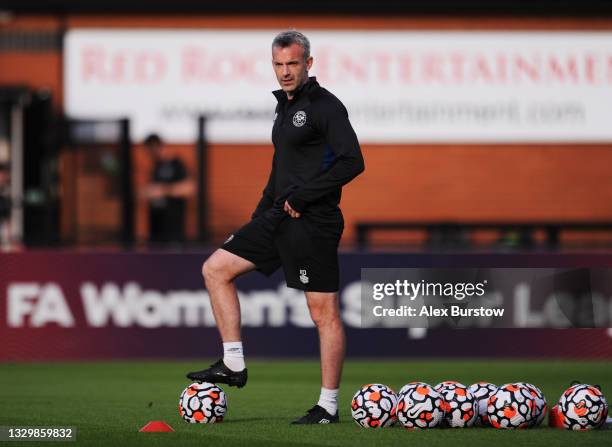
[202,248,255,342]
[304,291,345,417]
[186,248,255,386]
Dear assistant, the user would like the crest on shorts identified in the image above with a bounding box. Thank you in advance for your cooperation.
[224,234,234,244]
[299,269,309,284]
[292,111,307,127]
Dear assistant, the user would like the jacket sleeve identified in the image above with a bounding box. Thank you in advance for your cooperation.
[287,100,364,212]
[251,153,277,219]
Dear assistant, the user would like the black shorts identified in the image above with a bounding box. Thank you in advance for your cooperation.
[222,212,343,292]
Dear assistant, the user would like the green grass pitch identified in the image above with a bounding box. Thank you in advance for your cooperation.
[1,360,611,446]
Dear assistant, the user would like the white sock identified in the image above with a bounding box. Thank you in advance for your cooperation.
[317,387,339,416]
[222,342,245,372]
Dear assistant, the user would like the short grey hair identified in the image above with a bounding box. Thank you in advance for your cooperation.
[272,30,310,60]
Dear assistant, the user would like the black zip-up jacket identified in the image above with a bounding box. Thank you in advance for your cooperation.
[252,77,365,225]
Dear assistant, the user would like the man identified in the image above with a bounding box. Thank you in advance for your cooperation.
[142,134,195,245]
[0,164,11,248]
[187,30,364,424]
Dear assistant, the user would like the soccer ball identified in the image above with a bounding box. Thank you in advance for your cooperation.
[468,382,498,425]
[558,383,608,430]
[487,383,535,429]
[396,382,444,429]
[179,382,227,423]
[517,382,547,427]
[351,383,398,428]
[434,381,477,427]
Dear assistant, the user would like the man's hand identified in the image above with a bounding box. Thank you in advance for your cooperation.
[284,200,301,218]
[141,184,166,200]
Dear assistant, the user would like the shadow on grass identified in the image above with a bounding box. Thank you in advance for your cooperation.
[221,417,288,423]
[222,417,355,426]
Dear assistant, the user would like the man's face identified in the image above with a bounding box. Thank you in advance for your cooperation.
[0,168,9,187]
[272,43,313,97]
[147,143,171,161]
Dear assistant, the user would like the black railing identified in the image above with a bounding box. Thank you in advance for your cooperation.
[355,221,612,249]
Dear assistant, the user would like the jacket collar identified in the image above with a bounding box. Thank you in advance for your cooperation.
[272,76,319,103]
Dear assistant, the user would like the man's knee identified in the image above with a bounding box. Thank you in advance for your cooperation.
[202,249,256,285]
[312,312,338,329]
[202,254,231,284]
[308,298,341,328]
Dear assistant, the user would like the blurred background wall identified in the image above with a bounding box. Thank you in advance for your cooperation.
[2,6,612,248]
[2,1,612,360]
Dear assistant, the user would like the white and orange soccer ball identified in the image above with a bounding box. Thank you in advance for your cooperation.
[516,382,547,427]
[351,383,398,428]
[487,383,535,429]
[179,382,227,423]
[558,383,608,430]
[469,382,498,426]
[396,382,445,429]
[434,381,477,428]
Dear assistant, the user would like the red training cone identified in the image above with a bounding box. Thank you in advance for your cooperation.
[139,421,175,432]
[548,405,564,429]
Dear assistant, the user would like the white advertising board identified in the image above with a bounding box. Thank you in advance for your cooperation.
[65,30,612,143]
